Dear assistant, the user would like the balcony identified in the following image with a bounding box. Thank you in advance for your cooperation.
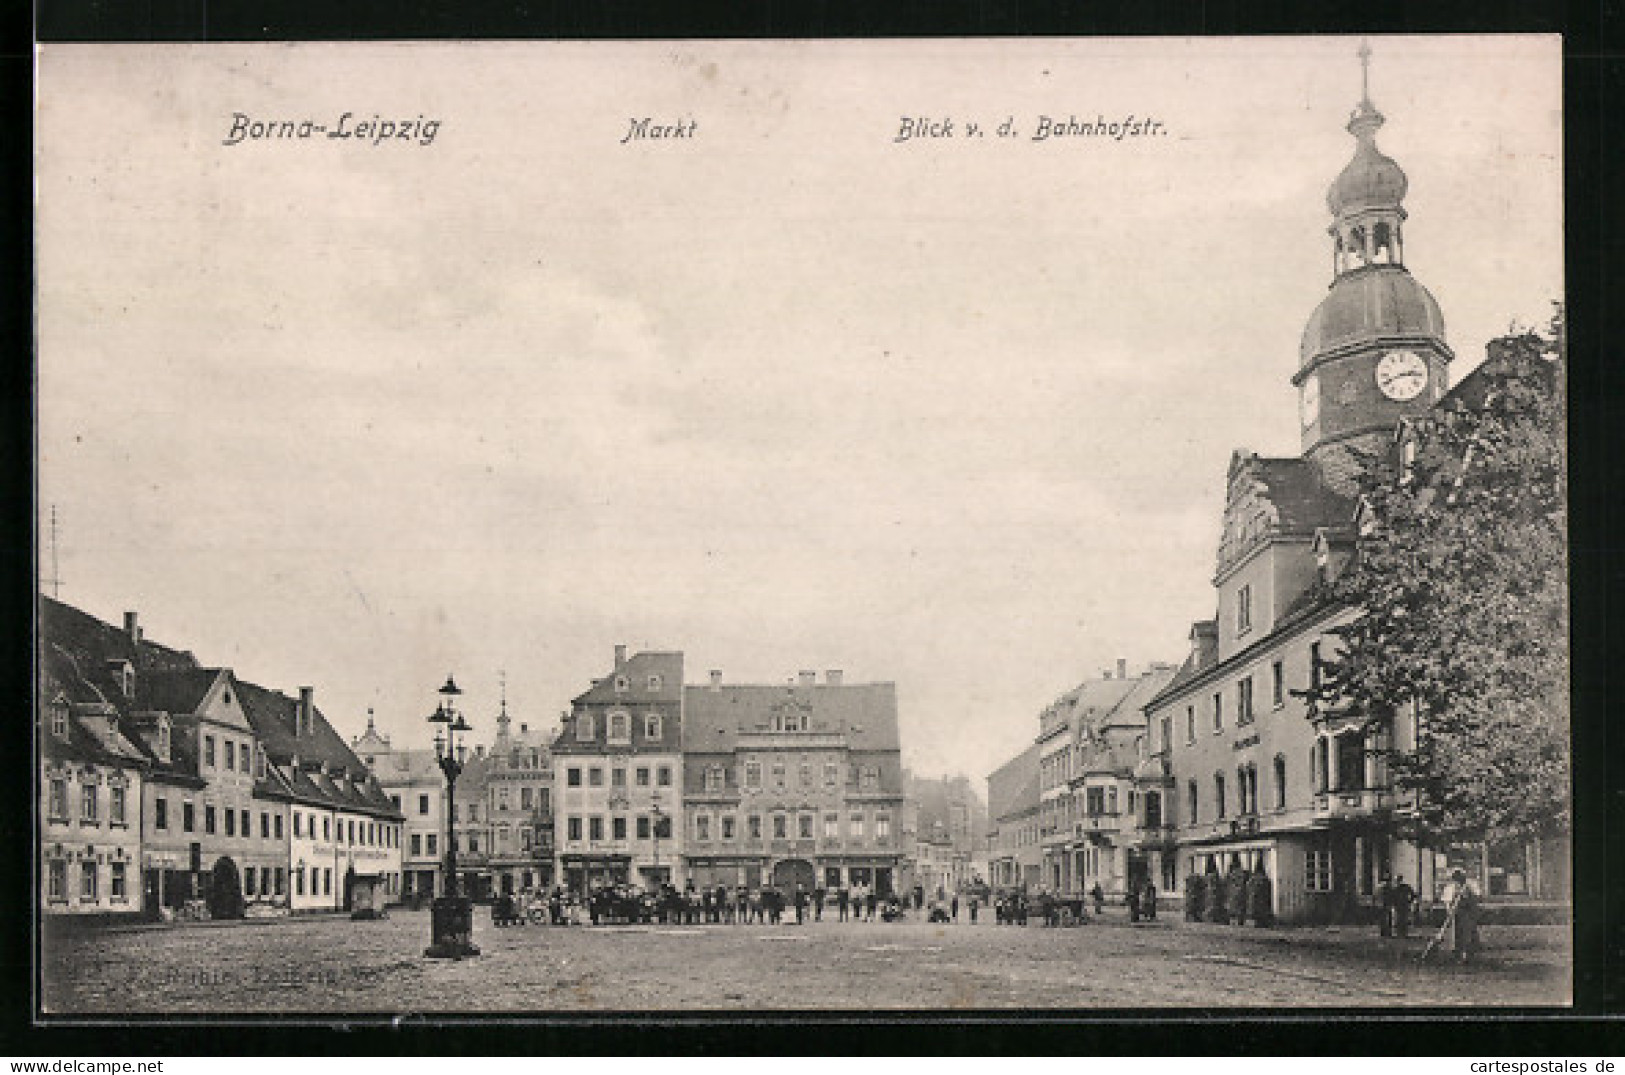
[1312,788,1392,822]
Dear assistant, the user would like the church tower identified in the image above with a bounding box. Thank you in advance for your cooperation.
[1293,43,1453,493]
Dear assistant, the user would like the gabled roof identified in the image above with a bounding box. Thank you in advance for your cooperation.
[235,679,402,819]
[137,668,225,718]
[681,681,900,754]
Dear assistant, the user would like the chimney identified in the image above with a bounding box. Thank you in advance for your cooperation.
[298,686,314,737]
[826,669,843,686]
[614,644,628,669]
[1117,658,1128,680]
[798,670,816,686]
[123,611,141,647]
[709,670,722,691]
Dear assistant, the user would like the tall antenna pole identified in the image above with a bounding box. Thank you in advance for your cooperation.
[46,504,62,598]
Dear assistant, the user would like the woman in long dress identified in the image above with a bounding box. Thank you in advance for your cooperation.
[1437,868,1482,963]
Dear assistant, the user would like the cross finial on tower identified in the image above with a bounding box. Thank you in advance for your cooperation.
[1358,39,1373,104]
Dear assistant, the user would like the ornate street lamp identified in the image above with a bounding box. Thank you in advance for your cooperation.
[650,794,665,890]
[424,675,480,959]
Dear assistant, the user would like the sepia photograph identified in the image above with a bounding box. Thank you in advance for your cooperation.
[33,35,1568,1016]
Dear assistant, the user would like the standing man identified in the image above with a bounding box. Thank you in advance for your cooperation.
[1392,875,1416,938]
[865,886,878,922]
[837,882,850,922]
[1144,880,1158,920]
[1378,875,1397,938]
[951,894,960,922]
[794,884,807,925]
[813,883,825,922]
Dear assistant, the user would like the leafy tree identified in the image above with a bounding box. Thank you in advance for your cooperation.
[1307,308,1567,847]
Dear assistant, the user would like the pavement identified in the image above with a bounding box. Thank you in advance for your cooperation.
[39,906,1571,1013]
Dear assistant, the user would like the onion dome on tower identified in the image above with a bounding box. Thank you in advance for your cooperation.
[1293,42,1452,492]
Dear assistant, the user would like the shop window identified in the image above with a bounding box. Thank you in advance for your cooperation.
[1306,849,1332,892]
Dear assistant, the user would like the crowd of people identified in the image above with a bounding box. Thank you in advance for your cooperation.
[490,881,991,928]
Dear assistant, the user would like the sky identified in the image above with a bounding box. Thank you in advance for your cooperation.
[35,37,1563,788]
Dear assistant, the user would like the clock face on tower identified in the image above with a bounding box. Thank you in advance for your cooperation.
[1300,373,1320,428]
[1376,350,1429,401]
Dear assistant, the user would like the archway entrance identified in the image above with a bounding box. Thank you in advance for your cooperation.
[771,859,815,892]
[208,857,243,919]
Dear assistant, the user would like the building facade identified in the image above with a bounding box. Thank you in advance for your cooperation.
[553,647,684,894]
[357,731,446,903]
[682,668,906,895]
[986,743,1040,891]
[483,701,556,895]
[899,772,988,899]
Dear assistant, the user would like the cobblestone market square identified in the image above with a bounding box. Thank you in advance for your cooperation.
[42,911,1571,1013]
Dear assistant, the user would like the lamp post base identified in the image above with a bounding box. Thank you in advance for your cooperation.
[424,895,481,959]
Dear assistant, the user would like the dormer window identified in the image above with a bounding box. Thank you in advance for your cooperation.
[613,676,629,693]
[608,711,630,743]
[644,713,661,740]
[576,713,596,741]
[646,674,662,692]
[49,699,69,740]
[255,745,267,779]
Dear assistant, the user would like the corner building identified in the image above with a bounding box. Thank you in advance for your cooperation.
[1147,66,1453,924]
[682,669,905,894]
[553,646,684,894]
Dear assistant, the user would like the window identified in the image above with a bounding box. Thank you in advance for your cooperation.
[260,812,269,839]
[295,867,306,896]
[589,816,603,841]
[860,766,879,791]
[411,834,422,855]
[849,812,864,839]
[799,762,812,787]
[225,740,236,771]
[1186,780,1198,825]
[1238,676,1255,725]
[274,813,283,839]
[540,788,551,813]
[823,762,839,787]
[204,735,216,767]
[647,675,662,691]
[1306,849,1332,892]
[1271,661,1285,708]
[771,763,786,789]
[576,713,595,740]
[823,812,838,838]
[1310,642,1324,690]
[1085,787,1105,815]
[1336,733,1365,790]
[205,805,217,834]
[567,767,582,787]
[636,815,650,840]
[588,767,603,787]
[427,834,437,855]
[183,801,195,833]
[81,783,98,823]
[325,868,333,896]
[704,766,724,792]
[644,714,661,739]
[748,814,762,840]
[696,815,711,841]
[612,816,627,840]
[1106,787,1118,815]
[772,813,787,839]
[81,861,98,901]
[875,814,891,840]
[612,767,626,788]
[467,833,479,854]
[111,862,127,901]
[657,766,672,787]
[1185,706,1196,744]
[744,762,761,789]
[1159,715,1172,754]
[1237,583,1252,634]
[609,711,630,742]
[348,819,356,843]
[50,703,68,739]
[417,793,430,814]
[1211,692,1223,733]
[154,797,169,831]
[48,860,66,901]
[613,676,628,693]
[521,787,533,811]
[255,748,267,779]
[636,766,650,787]
[48,778,68,821]
[798,813,814,839]
[225,809,236,837]
[1273,755,1288,809]
[323,816,332,840]
[1213,774,1226,819]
